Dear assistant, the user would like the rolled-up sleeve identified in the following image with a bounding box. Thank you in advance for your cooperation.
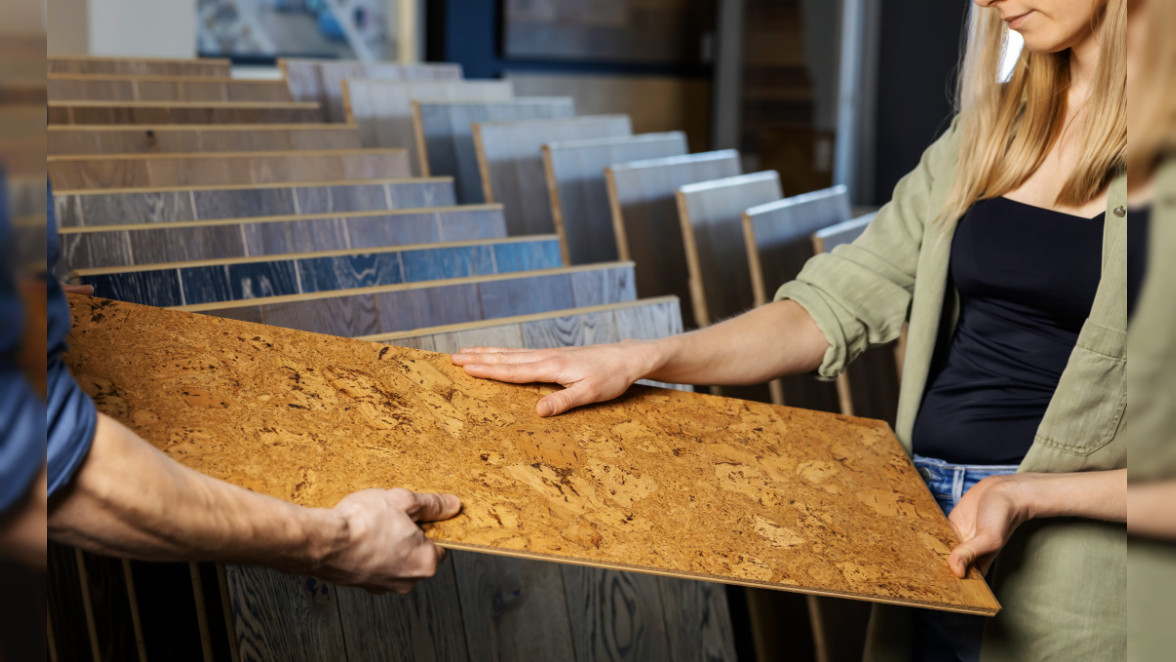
[775,119,961,380]
[45,183,97,497]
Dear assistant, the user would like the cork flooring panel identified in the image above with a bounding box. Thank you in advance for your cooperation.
[47,124,362,156]
[48,149,412,190]
[344,79,514,174]
[544,132,689,265]
[413,99,576,204]
[606,150,742,330]
[65,295,1000,616]
[280,59,463,123]
[474,115,633,237]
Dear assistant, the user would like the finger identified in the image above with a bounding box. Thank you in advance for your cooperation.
[948,531,1003,578]
[457,346,536,355]
[406,492,462,522]
[410,540,441,578]
[62,284,95,295]
[462,358,562,385]
[390,580,417,595]
[536,384,596,417]
[452,349,551,366]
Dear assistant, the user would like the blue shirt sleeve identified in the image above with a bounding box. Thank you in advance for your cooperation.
[0,174,45,513]
[45,182,97,497]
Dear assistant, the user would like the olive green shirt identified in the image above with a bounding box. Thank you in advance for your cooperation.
[775,121,1127,661]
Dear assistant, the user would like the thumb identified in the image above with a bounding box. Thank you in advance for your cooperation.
[949,531,1002,578]
[406,492,462,522]
[536,383,595,417]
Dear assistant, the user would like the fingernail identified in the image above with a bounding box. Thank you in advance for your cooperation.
[537,401,554,417]
[445,495,461,513]
[452,353,466,361]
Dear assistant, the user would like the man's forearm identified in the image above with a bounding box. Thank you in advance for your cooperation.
[48,413,345,575]
[1128,481,1176,540]
[1014,469,1128,523]
[644,299,829,386]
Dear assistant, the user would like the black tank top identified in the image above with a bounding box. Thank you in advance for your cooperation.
[911,196,1136,465]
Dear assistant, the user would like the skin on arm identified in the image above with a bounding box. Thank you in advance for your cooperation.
[1127,482,1176,541]
[49,413,461,594]
[0,466,48,570]
[946,469,1128,578]
[452,298,829,416]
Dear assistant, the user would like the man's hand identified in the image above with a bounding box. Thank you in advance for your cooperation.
[317,488,461,594]
[947,474,1031,578]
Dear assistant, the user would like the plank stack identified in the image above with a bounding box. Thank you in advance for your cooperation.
[47,53,906,662]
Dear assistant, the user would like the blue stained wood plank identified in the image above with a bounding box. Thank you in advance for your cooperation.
[296,253,404,292]
[375,284,482,333]
[296,185,389,215]
[181,261,300,303]
[400,245,495,282]
[192,188,295,219]
[344,213,440,248]
[478,273,575,319]
[570,266,637,307]
[387,182,457,208]
[77,191,196,226]
[242,218,350,256]
[83,269,184,307]
[437,208,507,241]
[492,239,563,273]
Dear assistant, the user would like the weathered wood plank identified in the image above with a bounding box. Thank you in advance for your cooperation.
[413,99,576,203]
[606,150,741,330]
[344,79,514,174]
[544,132,688,265]
[48,149,412,190]
[225,565,348,662]
[48,55,232,77]
[48,124,363,155]
[48,101,325,125]
[474,115,632,237]
[48,74,293,103]
[64,294,1002,617]
[279,59,463,122]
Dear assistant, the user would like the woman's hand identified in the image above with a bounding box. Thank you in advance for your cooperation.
[946,474,1034,578]
[451,340,660,416]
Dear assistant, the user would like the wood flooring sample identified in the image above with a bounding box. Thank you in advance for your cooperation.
[64,295,999,616]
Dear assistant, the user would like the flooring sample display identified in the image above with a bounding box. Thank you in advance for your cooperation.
[543,132,689,265]
[343,79,515,174]
[63,293,1001,616]
[475,115,633,237]
[48,74,293,102]
[742,186,850,410]
[606,150,742,329]
[179,263,637,338]
[49,124,363,155]
[811,212,876,252]
[506,72,712,152]
[48,149,413,190]
[676,171,783,328]
[279,59,464,123]
[58,205,510,271]
[48,100,325,125]
[75,236,564,307]
[52,178,457,228]
[48,55,232,77]
[413,98,576,204]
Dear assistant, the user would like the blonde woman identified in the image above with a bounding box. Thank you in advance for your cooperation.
[455,0,1129,659]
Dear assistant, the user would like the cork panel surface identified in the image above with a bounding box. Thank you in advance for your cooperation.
[65,295,1000,616]
[344,79,514,174]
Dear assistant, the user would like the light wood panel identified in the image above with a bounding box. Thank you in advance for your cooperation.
[676,171,782,328]
[475,115,633,237]
[743,186,849,410]
[64,293,1002,616]
[177,263,637,338]
[48,74,293,102]
[49,124,363,155]
[53,178,457,228]
[58,205,509,271]
[279,59,464,122]
[413,98,576,203]
[74,235,564,307]
[48,100,325,125]
[48,55,232,77]
[544,132,688,265]
[343,78,514,174]
[48,149,412,190]
[606,150,742,330]
[506,72,712,151]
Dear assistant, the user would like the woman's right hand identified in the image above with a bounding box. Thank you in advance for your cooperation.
[451,340,660,416]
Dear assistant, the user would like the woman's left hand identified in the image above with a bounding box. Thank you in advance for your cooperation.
[946,474,1035,578]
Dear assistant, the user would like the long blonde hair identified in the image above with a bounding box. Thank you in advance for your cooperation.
[1126,0,1176,180]
[942,0,1126,221]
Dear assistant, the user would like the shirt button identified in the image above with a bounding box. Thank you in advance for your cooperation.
[1113,206,1127,217]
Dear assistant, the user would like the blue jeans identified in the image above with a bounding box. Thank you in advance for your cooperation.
[910,454,1019,662]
